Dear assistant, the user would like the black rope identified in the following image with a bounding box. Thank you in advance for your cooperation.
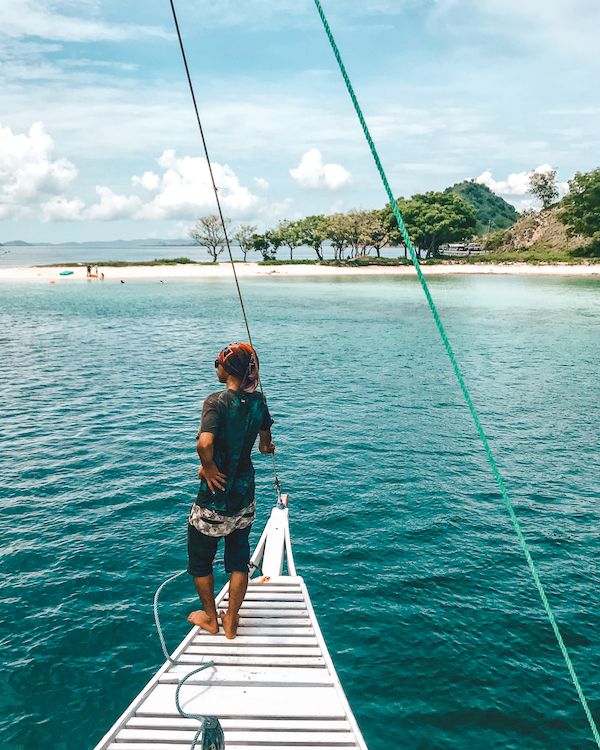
[168,0,253,346]
[167,0,282,498]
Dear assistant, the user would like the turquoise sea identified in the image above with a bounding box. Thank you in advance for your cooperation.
[1,274,599,749]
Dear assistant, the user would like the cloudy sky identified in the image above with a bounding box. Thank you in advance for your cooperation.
[0,0,598,242]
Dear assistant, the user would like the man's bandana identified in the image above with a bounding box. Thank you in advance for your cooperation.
[217,342,259,393]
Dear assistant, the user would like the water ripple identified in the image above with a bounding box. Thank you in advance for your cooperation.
[1,276,599,749]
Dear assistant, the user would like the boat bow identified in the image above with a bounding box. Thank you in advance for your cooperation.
[93,497,368,749]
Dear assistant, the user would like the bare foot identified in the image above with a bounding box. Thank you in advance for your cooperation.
[221,610,239,640]
[187,610,218,634]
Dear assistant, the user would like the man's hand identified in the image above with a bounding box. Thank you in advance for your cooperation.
[259,429,275,454]
[259,440,276,454]
[198,463,227,493]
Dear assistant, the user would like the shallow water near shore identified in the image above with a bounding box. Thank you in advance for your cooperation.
[1,274,599,749]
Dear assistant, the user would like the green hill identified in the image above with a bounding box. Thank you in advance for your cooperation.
[445,180,519,234]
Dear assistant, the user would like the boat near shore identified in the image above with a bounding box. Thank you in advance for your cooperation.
[93,495,368,750]
[437,242,488,257]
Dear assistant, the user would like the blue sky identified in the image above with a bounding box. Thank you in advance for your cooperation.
[0,0,599,242]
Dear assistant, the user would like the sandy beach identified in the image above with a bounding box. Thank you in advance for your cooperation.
[0,261,599,282]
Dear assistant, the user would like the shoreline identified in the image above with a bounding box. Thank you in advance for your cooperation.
[0,261,599,282]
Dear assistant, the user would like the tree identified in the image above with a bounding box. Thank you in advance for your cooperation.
[358,209,392,257]
[250,233,274,261]
[325,213,350,259]
[343,210,365,257]
[234,224,257,261]
[324,211,363,259]
[276,219,303,260]
[382,197,408,257]
[265,228,284,259]
[189,214,230,262]
[297,215,327,260]
[560,168,600,245]
[529,169,559,209]
[385,192,477,257]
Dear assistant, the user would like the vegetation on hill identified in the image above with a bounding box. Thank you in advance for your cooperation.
[560,168,600,251]
[446,180,518,234]
[482,167,600,262]
[480,228,591,263]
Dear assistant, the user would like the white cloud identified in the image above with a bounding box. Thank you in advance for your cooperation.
[86,186,143,221]
[183,0,409,29]
[290,148,352,191]
[259,198,294,224]
[546,106,600,117]
[1,0,169,42]
[0,121,77,218]
[508,197,540,213]
[0,64,488,175]
[132,171,160,191]
[254,177,269,191]
[2,0,595,240]
[431,0,600,63]
[10,139,261,222]
[476,164,556,196]
[174,0,600,63]
[137,149,259,220]
[41,196,85,221]
[476,164,569,208]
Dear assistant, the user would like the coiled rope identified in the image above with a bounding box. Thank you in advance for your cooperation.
[312,1,599,745]
[153,559,263,748]
[154,570,226,749]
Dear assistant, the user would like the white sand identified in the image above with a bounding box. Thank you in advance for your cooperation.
[1,261,599,283]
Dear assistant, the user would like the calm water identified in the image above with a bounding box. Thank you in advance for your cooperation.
[0,242,410,268]
[1,274,599,750]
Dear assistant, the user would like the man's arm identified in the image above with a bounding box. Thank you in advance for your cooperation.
[197,432,227,493]
[258,429,275,454]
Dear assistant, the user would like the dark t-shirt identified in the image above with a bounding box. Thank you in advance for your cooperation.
[196,389,273,516]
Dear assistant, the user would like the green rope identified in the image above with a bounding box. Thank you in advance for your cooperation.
[312,1,599,744]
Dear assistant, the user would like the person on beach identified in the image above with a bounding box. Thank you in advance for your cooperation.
[187,342,274,639]
[86,264,92,278]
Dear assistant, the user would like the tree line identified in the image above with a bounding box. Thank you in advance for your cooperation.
[189,166,600,261]
[189,191,479,262]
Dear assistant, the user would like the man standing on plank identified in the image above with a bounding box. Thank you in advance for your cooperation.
[187,342,275,639]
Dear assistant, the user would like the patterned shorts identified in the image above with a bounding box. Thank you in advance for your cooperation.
[188,500,256,537]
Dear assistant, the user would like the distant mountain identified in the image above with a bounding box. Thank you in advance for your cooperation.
[0,238,194,248]
[445,180,519,234]
[51,239,195,248]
